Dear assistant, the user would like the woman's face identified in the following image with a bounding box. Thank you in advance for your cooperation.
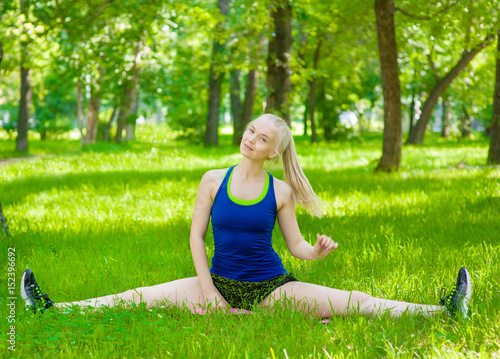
[240,117,279,161]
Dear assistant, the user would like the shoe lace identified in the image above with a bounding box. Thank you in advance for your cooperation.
[33,286,53,306]
[440,286,459,312]
[439,288,449,305]
[440,287,457,305]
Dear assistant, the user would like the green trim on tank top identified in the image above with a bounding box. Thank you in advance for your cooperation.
[227,167,270,205]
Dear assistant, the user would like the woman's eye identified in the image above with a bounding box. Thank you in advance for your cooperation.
[261,138,267,142]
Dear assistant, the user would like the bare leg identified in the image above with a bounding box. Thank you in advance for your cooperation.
[55,277,205,311]
[260,282,444,318]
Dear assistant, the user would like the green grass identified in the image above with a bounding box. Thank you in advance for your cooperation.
[1,125,499,358]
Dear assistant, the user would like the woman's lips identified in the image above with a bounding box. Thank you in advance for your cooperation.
[243,143,254,151]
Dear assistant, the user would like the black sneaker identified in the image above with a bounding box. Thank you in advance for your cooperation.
[20,268,54,313]
[439,267,471,318]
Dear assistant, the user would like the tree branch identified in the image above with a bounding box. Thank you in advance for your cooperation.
[394,1,458,20]
[428,47,440,82]
[54,0,67,25]
[85,0,115,22]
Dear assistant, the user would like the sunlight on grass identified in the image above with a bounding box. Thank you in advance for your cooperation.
[0,124,499,358]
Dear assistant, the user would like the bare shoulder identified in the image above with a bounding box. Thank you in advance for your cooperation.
[200,168,229,199]
[273,177,294,210]
[201,168,227,183]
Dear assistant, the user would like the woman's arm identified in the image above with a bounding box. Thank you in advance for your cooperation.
[275,179,338,260]
[189,170,228,308]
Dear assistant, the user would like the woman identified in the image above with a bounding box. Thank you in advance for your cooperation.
[21,114,471,318]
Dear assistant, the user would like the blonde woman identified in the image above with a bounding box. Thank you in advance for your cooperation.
[22,114,471,318]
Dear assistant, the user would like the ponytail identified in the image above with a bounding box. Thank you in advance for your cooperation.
[281,136,324,217]
[250,114,324,218]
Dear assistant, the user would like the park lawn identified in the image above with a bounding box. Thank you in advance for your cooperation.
[1,125,499,358]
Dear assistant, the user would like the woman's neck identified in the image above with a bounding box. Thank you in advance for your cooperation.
[235,158,266,180]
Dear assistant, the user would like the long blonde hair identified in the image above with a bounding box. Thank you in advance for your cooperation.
[247,114,324,218]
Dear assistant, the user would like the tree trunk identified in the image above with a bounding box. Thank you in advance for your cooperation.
[409,90,415,135]
[374,0,402,172]
[16,0,31,152]
[407,36,494,144]
[125,124,136,141]
[116,46,140,143]
[155,100,163,123]
[238,69,258,143]
[460,106,473,138]
[302,100,308,136]
[204,0,229,147]
[298,30,308,137]
[488,30,500,165]
[230,69,242,145]
[104,105,118,141]
[441,96,450,138]
[265,0,292,124]
[77,78,85,146]
[309,86,317,143]
[16,64,31,152]
[0,38,3,67]
[317,80,334,141]
[205,66,222,147]
[0,202,11,237]
[115,95,127,142]
[125,100,139,141]
[309,40,322,144]
[85,92,101,144]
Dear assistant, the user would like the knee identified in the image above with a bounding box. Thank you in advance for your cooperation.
[349,291,371,305]
[121,288,143,303]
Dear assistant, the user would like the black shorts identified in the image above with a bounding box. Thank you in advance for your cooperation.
[211,273,298,310]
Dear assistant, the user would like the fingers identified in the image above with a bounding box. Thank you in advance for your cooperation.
[193,295,227,315]
[316,234,339,253]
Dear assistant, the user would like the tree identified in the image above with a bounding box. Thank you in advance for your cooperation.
[308,39,322,143]
[230,69,242,145]
[406,35,494,144]
[291,0,376,142]
[16,0,31,152]
[85,69,103,144]
[77,78,85,145]
[205,0,230,147]
[115,44,141,143]
[396,0,497,144]
[488,30,500,165]
[226,0,268,145]
[374,0,402,172]
[265,0,292,124]
[241,70,258,133]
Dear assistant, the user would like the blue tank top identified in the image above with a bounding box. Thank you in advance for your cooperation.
[210,166,287,282]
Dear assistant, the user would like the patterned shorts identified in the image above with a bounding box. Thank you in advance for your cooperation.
[211,273,298,310]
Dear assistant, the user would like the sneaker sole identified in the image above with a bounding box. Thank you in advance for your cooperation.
[20,269,36,310]
[460,267,472,318]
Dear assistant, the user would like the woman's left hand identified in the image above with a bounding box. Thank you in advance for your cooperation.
[312,234,338,259]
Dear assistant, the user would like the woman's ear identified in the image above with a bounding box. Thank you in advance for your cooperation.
[268,150,280,160]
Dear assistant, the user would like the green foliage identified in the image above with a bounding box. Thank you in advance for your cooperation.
[0,0,498,145]
[396,0,499,131]
[32,71,77,140]
[0,125,499,357]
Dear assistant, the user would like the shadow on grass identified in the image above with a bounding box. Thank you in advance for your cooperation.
[0,133,240,160]
[1,165,497,208]
[6,189,499,304]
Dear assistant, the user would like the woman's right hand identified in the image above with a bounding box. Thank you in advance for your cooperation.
[203,288,228,312]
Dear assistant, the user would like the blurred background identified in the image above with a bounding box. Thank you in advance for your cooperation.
[1,0,499,168]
